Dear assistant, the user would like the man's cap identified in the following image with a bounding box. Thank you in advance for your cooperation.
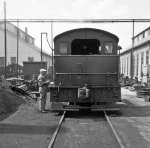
[40,69,46,72]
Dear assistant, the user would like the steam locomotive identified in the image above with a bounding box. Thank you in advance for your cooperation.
[49,28,121,111]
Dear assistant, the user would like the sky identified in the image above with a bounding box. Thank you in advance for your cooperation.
[1,0,150,54]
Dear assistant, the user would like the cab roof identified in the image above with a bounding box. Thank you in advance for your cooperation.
[54,28,119,43]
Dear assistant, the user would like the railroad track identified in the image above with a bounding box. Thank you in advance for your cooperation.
[48,111,66,148]
[104,111,125,148]
[48,110,125,148]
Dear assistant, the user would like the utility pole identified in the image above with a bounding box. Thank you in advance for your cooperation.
[51,21,54,81]
[17,21,19,78]
[130,20,135,84]
[4,1,7,78]
[41,33,43,68]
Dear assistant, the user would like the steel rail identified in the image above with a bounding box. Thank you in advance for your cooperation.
[48,109,124,148]
[1,18,150,23]
[48,111,66,148]
[104,111,125,148]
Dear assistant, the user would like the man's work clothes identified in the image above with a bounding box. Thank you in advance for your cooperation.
[38,74,48,111]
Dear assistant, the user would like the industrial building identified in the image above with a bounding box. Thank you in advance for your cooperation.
[0,22,51,73]
[120,26,150,81]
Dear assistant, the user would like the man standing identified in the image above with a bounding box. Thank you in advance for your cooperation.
[38,69,50,113]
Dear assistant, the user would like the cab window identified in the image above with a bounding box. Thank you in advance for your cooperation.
[71,39,100,55]
[59,42,67,54]
[104,42,113,54]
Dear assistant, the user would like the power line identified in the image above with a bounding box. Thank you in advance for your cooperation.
[1,18,150,23]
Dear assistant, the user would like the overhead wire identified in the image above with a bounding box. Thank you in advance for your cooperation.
[45,33,54,52]
[1,18,150,23]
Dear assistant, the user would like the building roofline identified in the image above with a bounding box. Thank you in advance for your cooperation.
[120,37,150,55]
[0,22,51,57]
[0,22,35,40]
[133,26,150,39]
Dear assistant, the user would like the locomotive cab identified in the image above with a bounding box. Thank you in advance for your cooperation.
[49,28,121,111]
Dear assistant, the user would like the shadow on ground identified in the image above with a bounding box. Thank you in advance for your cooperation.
[0,123,68,135]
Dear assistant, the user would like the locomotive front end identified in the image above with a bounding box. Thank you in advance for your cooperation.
[49,28,121,111]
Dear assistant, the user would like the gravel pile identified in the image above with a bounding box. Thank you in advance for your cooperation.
[0,89,25,114]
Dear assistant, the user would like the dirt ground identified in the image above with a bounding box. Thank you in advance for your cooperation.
[0,88,150,148]
[0,89,25,116]
[111,88,150,148]
[53,111,121,148]
[0,91,61,148]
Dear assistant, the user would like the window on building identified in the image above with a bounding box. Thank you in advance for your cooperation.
[60,42,67,54]
[137,36,139,42]
[136,54,139,76]
[142,33,145,38]
[146,50,149,65]
[133,55,135,77]
[30,38,34,45]
[122,58,124,74]
[145,30,150,37]
[25,35,30,43]
[28,57,34,62]
[124,57,126,74]
[11,57,16,64]
[148,30,150,36]
[104,42,113,53]
[127,57,128,75]
[121,57,123,73]
[141,52,144,65]
[140,34,143,40]
[0,57,5,67]
[19,31,25,39]
[14,27,17,35]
